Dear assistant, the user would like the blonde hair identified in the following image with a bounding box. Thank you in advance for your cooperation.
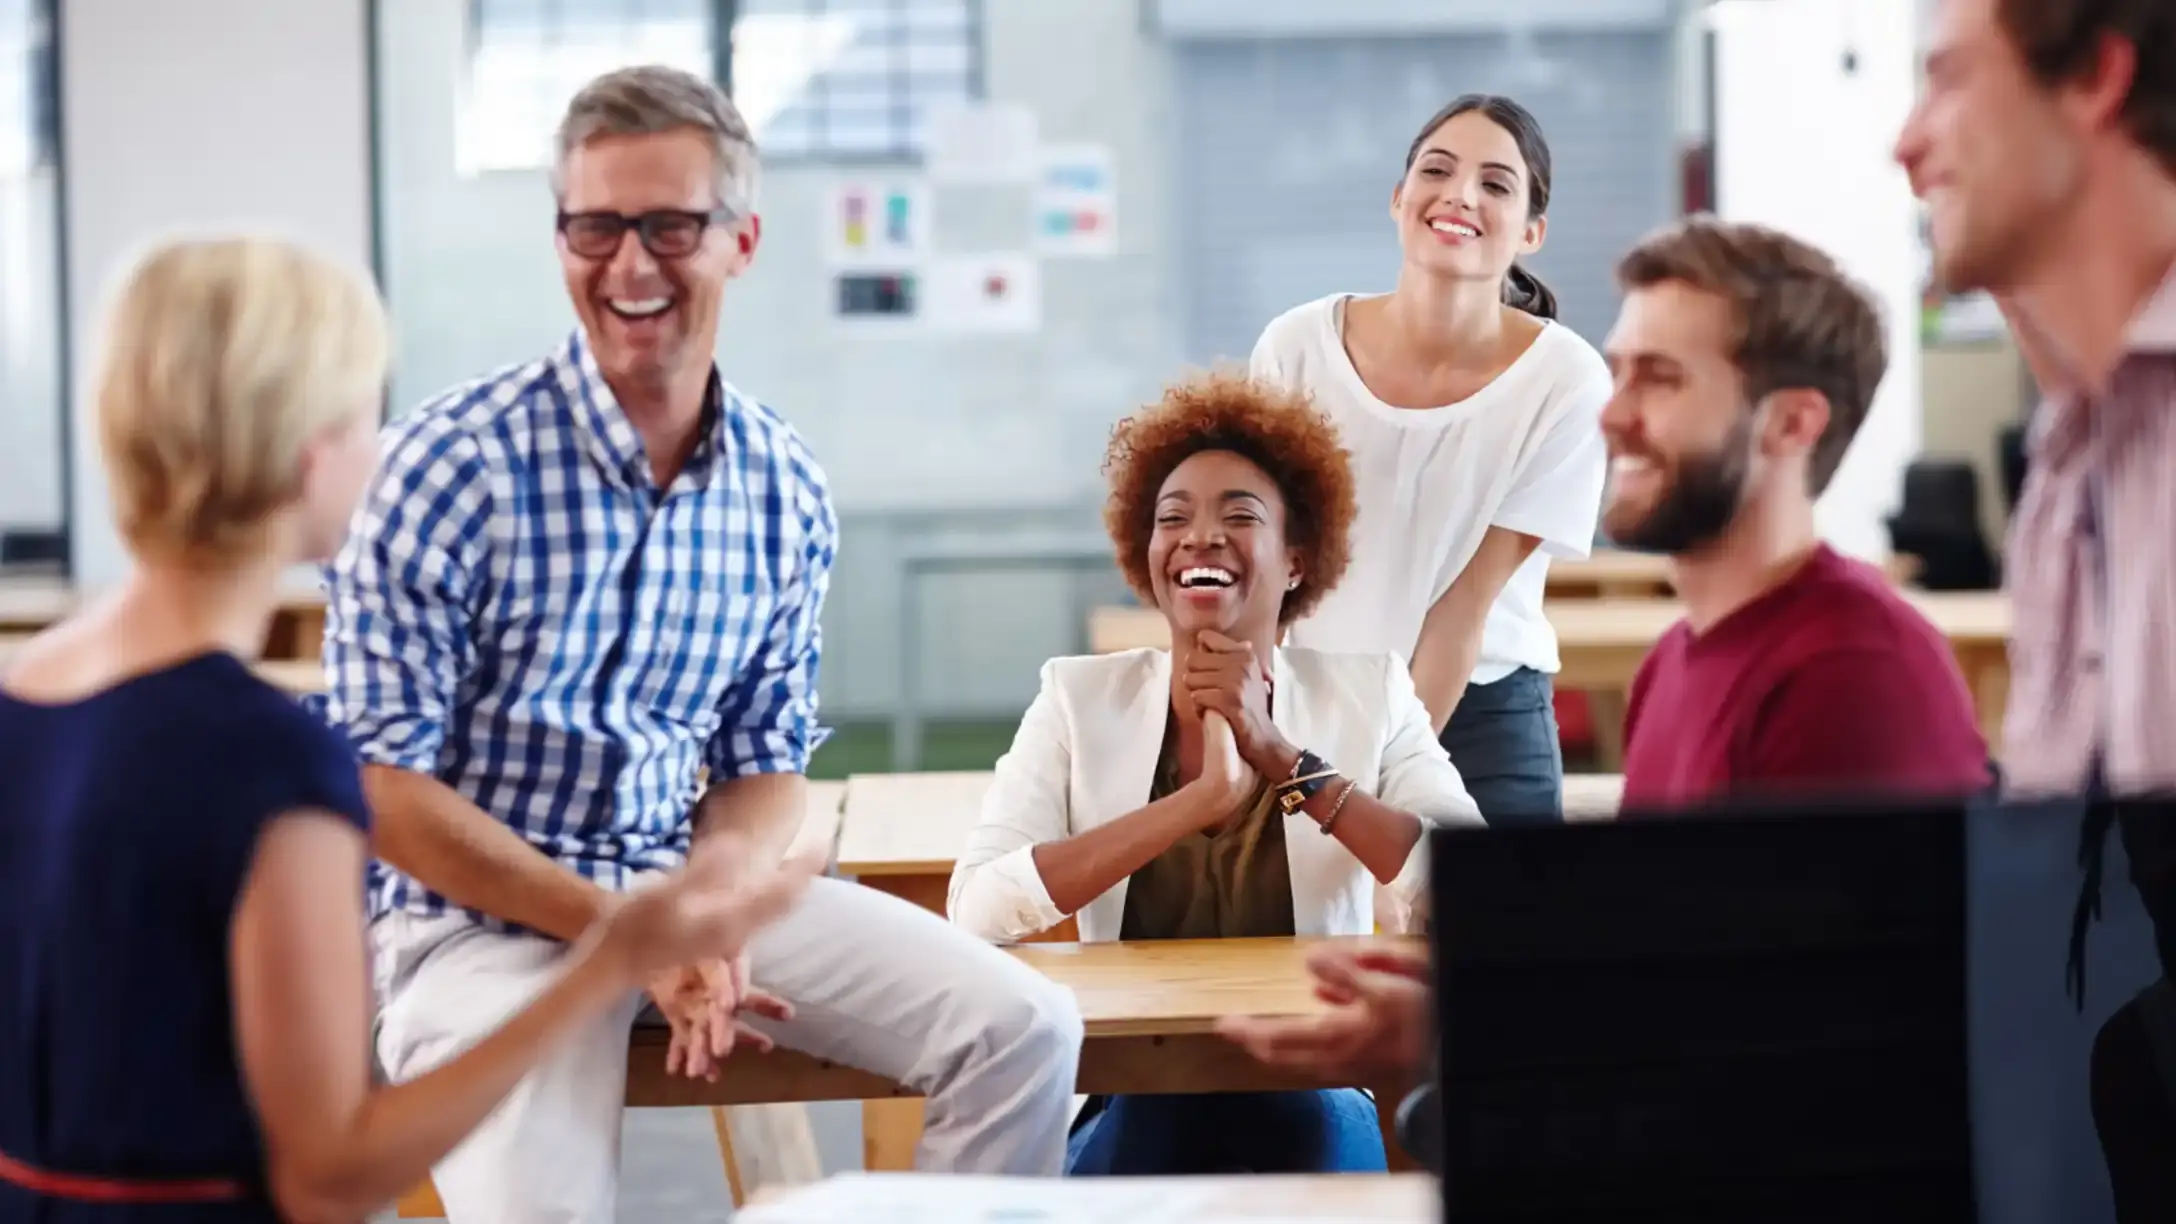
[95,236,389,560]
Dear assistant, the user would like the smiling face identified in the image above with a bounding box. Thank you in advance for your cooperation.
[1393,109,1546,285]
[1599,281,1761,553]
[1145,449,1302,640]
[1894,0,2086,294]
[557,127,755,397]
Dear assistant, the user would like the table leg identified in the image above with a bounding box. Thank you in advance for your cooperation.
[290,607,325,661]
[892,565,923,771]
[1962,647,2009,756]
[1586,688,1628,770]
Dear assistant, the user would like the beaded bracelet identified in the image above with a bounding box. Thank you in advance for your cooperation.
[1318,777,1360,834]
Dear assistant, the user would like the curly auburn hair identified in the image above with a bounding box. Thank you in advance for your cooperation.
[1101,370,1357,624]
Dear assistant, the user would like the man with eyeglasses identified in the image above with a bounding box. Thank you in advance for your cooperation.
[320,65,1083,1221]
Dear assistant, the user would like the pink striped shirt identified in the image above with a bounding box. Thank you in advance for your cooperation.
[2003,268,2176,796]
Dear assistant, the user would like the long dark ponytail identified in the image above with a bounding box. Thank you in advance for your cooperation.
[1503,264,1557,320]
[1404,94,1558,321]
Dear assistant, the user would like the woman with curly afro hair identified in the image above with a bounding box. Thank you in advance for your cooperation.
[948,371,1480,1177]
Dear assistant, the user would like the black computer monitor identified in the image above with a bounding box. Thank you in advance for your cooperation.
[1425,798,2173,1224]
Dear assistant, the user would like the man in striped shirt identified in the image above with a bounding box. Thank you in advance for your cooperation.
[1897,0,2176,797]
[1898,2,2176,1219]
[324,67,1081,1219]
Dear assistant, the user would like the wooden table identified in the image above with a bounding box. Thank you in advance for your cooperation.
[0,640,324,697]
[745,1171,1436,1220]
[841,770,1621,881]
[0,578,330,660]
[1541,591,2012,751]
[1090,591,2014,760]
[832,767,1619,1172]
[1546,549,1917,598]
[620,935,1413,1105]
[1549,548,1675,597]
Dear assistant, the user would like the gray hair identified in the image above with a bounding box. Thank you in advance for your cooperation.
[552,64,761,217]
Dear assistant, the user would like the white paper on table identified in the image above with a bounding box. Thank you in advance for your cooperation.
[739,1173,1207,1223]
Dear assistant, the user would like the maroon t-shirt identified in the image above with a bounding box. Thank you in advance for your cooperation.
[1620,545,1991,810]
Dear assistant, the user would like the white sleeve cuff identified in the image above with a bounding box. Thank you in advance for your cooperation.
[947,844,1067,945]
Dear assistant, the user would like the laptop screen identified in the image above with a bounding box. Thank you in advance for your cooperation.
[1426,799,2172,1223]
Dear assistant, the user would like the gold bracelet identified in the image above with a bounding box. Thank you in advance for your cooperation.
[1274,769,1339,792]
[1318,778,1359,834]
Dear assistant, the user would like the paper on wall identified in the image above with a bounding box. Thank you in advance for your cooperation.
[823,181,932,270]
[923,253,1042,334]
[923,99,1040,184]
[1032,143,1118,258]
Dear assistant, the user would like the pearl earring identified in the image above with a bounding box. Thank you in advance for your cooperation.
[1287,577,1300,590]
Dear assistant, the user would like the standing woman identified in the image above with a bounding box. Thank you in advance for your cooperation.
[1250,95,1610,824]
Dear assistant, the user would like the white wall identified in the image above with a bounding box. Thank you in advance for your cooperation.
[374,0,1176,719]
[0,166,61,533]
[1711,0,1920,560]
[60,0,373,583]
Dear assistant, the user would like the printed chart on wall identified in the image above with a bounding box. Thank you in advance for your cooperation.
[825,181,930,269]
[1033,143,1117,259]
[925,253,1041,334]
[825,181,930,326]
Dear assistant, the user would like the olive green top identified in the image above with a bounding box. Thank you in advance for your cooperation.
[1118,728,1298,941]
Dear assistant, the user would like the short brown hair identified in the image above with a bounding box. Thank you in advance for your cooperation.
[1102,372,1356,624]
[1615,217,1886,495]
[2000,0,2176,175]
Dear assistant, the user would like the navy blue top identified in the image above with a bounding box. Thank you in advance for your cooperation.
[0,652,369,1221]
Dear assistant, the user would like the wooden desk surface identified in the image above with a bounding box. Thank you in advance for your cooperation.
[791,780,848,867]
[253,659,323,695]
[1550,548,1673,594]
[627,934,1411,1109]
[837,768,1621,876]
[0,642,323,696]
[745,1171,1436,1220]
[1015,935,1381,1037]
[837,770,993,876]
[1541,589,2011,649]
[1092,591,2012,656]
[0,577,327,628]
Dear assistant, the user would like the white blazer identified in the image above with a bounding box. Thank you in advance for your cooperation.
[947,646,1483,945]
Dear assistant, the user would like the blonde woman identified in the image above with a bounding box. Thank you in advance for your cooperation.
[0,237,813,1222]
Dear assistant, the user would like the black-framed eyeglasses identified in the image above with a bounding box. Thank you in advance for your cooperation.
[555,207,737,260]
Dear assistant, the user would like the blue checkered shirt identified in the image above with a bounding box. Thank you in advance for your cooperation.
[322,331,836,926]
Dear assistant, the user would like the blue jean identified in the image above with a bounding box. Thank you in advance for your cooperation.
[1439,666,1563,827]
[1064,1089,1388,1175]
